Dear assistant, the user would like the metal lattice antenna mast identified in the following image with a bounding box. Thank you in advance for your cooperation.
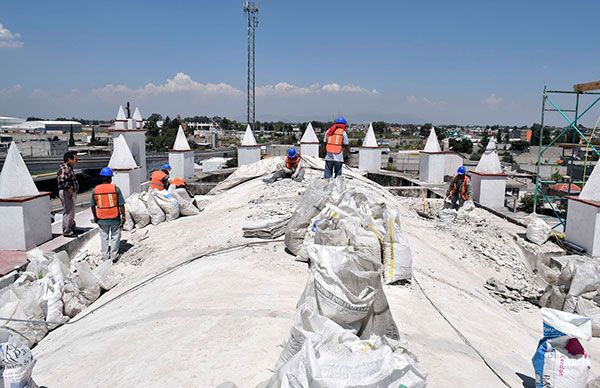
[244,1,258,130]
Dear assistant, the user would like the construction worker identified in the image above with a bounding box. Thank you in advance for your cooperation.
[170,177,194,198]
[324,117,349,179]
[446,166,472,210]
[149,164,171,191]
[91,167,126,262]
[264,147,305,183]
[56,151,79,237]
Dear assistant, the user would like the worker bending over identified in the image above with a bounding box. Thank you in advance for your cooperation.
[324,117,349,179]
[446,166,472,210]
[91,167,126,262]
[149,163,171,191]
[264,147,305,183]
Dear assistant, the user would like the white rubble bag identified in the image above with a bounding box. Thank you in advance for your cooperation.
[143,190,165,225]
[575,299,600,338]
[285,179,337,255]
[168,186,200,216]
[268,308,427,388]
[122,206,135,231]
[381,208,413,283]
[0,286,47,348]
[532,308,592,388]
[0,329,38,388]
[298,244,400,340]
[439,208,457,223]
[92,261,119,291]
[126,192,150,228]
[153,189,180,221]
[526,213,551,245]
[456,200,475,222]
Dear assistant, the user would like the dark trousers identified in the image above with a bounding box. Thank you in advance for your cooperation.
[451,194,465,210]
[324,161,343,179]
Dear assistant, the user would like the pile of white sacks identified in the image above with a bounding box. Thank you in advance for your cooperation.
[268,178,426,387]
[123,186,200,231]
[0,249,118,348]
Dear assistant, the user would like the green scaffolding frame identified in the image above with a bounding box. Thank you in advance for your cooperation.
[533,86,600,228]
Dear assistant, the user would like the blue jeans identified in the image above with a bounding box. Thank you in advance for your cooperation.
[324,161,343,179]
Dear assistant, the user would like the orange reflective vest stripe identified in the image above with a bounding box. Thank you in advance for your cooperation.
[150,171,167,190]
[285,155,301,171]
[326,127,345,154]
[451,175,470,201]
[93,183,119,219]
[170,177,185,187]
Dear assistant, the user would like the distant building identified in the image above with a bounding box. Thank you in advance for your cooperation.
[1,120,82,134]
[193,130,217,148]
[521,129,532,142]
[0,116,25,126]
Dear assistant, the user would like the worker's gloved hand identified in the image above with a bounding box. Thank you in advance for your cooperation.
[120,218,126,227]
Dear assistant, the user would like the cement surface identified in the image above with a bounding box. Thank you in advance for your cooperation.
[31,169,600,387]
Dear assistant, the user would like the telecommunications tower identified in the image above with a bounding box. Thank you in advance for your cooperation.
[244,1,258,130]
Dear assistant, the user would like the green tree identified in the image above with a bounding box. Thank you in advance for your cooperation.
[479,131,490,153]
[372,121,387,133]
[530,123,551,146]
[496,129,503,143]
[448,138,473,154]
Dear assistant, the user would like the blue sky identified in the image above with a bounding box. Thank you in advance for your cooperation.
[1,0,599,125]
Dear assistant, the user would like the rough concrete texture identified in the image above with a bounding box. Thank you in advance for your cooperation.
[172,126,191,151]
[0,142,40,199]
[476,139,502,174]
[31,165,600,387]
[580,159,600,201]
[424,127,441,152]
[108,135,138,170]
[241,124,258,146]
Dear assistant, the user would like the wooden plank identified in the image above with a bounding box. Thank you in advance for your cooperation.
[573,80,600,92]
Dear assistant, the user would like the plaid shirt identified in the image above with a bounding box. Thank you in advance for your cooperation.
[57,162,79,192]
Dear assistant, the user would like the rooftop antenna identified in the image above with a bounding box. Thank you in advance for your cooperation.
[244,0,258,130]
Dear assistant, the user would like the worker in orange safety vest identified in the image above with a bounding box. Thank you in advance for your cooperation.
[149,164,171,191]
[263,147,305,183]
[324,117,349,179]
[446,166,472,210]
[91,167,126,262]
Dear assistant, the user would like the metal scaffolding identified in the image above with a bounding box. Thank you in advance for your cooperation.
[533,85,600,228]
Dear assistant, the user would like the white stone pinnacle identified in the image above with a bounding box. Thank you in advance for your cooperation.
[0,142,40,199]
[133,107,142,121]
[173,126,191,151]
[362,123,378,147]
[475,139,502,173]
[108,135,138,170]
[300,123,319,143]
[424,126,441,152]
[580,160,600,201]
[241,124,258,146]
[116,105,126,120]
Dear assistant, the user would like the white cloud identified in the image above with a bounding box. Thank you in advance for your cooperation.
[256,81,377,97]
[91,72,243,101]
[0,84,22,98]
[482,93,503,108]
[406,95,447,108]
[0,23,23,48]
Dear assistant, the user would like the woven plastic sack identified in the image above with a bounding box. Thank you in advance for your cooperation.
[532,308,592,388]
[382,209,413,284]
[0,329,38,388]
[169,186,199,216]
[153,190,180,221]
[143,190,165,225]
[526,213,551,245]
[126,192,150,228]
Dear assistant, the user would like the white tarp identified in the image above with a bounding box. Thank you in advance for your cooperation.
[0,142,40,199]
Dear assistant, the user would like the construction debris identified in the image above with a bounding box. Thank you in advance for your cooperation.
[539,255,600,337]
[242,217,290,239]
[268,178,426,386]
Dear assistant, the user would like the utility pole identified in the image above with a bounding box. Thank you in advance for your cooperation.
[243,1,258,130]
